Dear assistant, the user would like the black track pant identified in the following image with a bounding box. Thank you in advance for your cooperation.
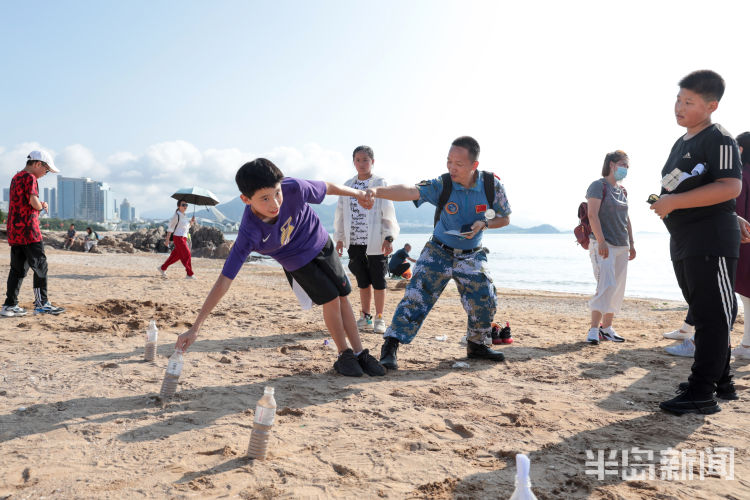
[4,242,48,308]
[673,256,736,398]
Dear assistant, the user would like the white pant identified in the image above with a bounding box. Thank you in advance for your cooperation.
[589,241,629,314]
[740,293,750,345]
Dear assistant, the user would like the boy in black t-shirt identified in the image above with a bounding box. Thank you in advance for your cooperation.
[650,70,742,415]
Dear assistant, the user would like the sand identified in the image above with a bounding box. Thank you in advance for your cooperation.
[0,242,748,499]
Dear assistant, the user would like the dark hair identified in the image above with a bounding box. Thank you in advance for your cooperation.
[602,150,628,177]
[738,132,750,165]
[69,223,75,228]
[176,199,186,207]
[86,227,92,233]
[235,158,285,198]
[352,145,374,161]
[679,70,725,102]
[451,136,480,163]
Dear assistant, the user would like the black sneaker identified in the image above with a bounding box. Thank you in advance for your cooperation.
[659,390,720,415]
[491,322,513,344]
[333,349,364,377]
[357,349,386,376]
[677,380,738,401]
[467,341,505,361]
[380,337,400,370]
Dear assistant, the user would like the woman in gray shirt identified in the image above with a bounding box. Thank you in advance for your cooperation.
[585,150,636,345]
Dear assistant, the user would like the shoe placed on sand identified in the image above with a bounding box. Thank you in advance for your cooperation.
[467,340,505,361]
[663,323,694,340]
[731,344,750,360]
[599,326,625,342]
[33,302,65,315]
[678,380,738,401]
[0,305,28,317]
[356,313,373,331]
[665,338,695,357]
[380,337,400,370]
[157,266,167,278]
[373,316,386,334]
[491,322,513,344]
[357,349,386,376]
[659,390,720,415]
[185,275,197,280]
[333,349,364,377]
[586,327,600,345]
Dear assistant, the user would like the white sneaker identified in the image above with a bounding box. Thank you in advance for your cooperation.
[599,326,625,342]
[373,316,386,334]
[665,338,695,357]
[1,305,27,317]
[663,322,694,340]
[587,327,600,345]
[356,313,373,331]
[185,275,196,280]
[731,344,750,360]
[157,266,167,278]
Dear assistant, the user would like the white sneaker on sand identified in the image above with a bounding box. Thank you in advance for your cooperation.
[663,322,694,340]
[373,316,386,334]
[587,327,600,345]
[731,344,750,360]
[185,275,196,280]
[157,266,167,278]
[0,305,27,317]
[665,338,695,357]
[356,313,373,331]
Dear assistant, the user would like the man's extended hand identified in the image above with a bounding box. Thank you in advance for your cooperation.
[356,189,374,210]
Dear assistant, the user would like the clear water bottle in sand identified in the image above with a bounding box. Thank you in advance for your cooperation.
[144,320,158,361]
[509,453,538,500]
[159,349,184,403]
[247,386,277,460]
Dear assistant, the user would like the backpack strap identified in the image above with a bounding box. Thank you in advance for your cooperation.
[426,171,497,227]
[482,171,496,212]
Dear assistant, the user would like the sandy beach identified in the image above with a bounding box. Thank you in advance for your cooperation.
[0,241,748,499]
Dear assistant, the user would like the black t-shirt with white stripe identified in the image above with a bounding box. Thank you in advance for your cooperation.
[660,123,742,260]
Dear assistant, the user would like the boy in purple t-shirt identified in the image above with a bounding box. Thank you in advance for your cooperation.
[175,158,385,377]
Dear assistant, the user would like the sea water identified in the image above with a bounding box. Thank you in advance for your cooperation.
[229,232,685,302]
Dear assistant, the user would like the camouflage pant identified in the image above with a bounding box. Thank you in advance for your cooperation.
[385,240,497,344]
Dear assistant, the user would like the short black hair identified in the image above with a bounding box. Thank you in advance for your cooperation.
[353,145,374,161]
[737,132,750,165]
[235,158,285,198]
[679,70,725,102]
[602,150,628,177]
[451,136,480,163]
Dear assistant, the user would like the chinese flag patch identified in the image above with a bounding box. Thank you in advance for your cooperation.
[475,204,487,213]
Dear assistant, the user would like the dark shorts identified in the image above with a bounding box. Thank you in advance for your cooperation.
[347,245,387,290]
[284,239,351,305]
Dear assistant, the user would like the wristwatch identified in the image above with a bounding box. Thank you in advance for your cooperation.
[483,220,489,230]
[384,236,394,243]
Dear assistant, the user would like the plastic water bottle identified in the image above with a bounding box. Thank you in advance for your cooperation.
[509,453,538,500]
[247,386,277,460]
[159,349,184,403]
[144,320,158,361]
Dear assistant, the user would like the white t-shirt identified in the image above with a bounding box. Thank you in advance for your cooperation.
[348,178,369,245]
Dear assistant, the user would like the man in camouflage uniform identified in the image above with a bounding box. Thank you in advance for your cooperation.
[364,136,511,369]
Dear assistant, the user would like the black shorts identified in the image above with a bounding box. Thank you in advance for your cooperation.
[284,239,351,305]
[347,245,387,290]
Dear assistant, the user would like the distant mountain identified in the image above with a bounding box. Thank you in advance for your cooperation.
[216,195,562,234]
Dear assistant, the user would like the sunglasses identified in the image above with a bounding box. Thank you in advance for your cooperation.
[180,203,189,207]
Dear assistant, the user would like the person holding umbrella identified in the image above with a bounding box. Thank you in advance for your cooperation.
[158,198,196,279]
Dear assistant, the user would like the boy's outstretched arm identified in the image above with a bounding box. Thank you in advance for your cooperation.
[366,184,420,202]
[324,182,372,209]
[176,274,233,351]
[651,178,742,218]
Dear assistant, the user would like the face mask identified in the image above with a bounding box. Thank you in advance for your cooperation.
[614,166,628,181]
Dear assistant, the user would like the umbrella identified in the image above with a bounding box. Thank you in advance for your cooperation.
[171,187,220,217]
[171,187,220,206]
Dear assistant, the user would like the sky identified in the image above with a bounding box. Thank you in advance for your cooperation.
[1,0,749,231]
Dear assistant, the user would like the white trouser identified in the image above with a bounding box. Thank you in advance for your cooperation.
[589,241,629,314]
[740,293,750,345]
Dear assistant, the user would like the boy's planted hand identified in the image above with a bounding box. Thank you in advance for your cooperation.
[176,328,198,352]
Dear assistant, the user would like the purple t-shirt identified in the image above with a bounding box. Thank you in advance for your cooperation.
[222,178,328,278]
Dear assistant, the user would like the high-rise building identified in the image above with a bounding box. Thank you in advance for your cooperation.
[56,176,115,222]
[3,188,9,202]
[120,198,131,221]
[50,188,56,217]
[43,188,49,204]
[131,207,136,221]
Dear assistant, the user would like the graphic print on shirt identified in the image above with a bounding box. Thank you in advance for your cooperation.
[280,216,295,245]
[349,179,369,245]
